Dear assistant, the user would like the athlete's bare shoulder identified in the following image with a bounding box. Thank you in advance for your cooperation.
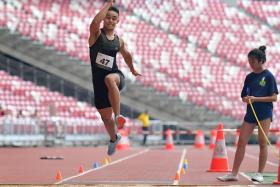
[89,30,101,47]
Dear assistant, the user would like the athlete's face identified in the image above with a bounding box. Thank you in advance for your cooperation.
[248,56,263,71]
[104,10,119,30]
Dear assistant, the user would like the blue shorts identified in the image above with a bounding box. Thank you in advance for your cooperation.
[244,109,272,124]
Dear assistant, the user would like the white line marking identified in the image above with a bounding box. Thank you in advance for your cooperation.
[229,147,277,184]
[173,148,186,185]
[239,172,258,184]
[67,180,171,184]
[55,148,150,184]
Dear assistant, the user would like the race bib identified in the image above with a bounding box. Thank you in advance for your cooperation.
[96,52,114,70]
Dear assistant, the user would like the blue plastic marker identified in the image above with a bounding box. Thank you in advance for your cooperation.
[183,159,188,170]
[93,162,99,169]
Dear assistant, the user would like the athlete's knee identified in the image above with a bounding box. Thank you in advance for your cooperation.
[104,75,116,88]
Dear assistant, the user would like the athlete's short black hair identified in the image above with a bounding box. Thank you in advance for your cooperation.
[248,45,266,64]
[108,6,119,15]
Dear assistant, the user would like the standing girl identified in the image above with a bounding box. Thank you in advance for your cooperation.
[218,46,278,183]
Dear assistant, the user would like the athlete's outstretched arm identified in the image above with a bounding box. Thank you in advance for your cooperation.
[90,0,113,34]
[120,38,141,76]
[89,0,113,46]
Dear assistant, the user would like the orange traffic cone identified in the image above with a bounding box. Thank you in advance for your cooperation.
[78,165,84,173]
[207,123,230,172]
[56,170,62,181]
[276,133,280,148]
[117,129,130,150]
[273,150,280,184]
[234,129,240,147]
[209,129,217,149]
[194,129,205,149]
[165,129,174,150]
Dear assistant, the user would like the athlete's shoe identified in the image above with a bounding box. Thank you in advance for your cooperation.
[251,173,264,183]
[217,173,239,182]
[115,115,126,129]
[107,133,122,156]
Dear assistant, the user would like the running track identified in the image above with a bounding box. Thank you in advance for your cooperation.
[0,145,278,185]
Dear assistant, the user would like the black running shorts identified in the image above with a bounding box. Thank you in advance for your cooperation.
[93,71,125,109]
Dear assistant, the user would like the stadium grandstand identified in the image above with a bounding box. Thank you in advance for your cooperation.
[0,0,280,145]
[2,0,280,186]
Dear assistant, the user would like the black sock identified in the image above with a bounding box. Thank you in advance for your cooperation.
[110,135,118,143]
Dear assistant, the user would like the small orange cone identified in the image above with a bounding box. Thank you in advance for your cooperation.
[180,167,185,175]
[194,129,205,149]
[117,129,130,150]
[165,129,174,150]
[209,129,217,149]
[273,150,280,184]
[234,129,240,147]
[207,123,230,172]
[78,165,84,173]
[56,170,62,181]
[175,172,180,180]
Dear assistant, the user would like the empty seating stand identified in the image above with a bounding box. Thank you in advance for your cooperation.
[0,0,279,130]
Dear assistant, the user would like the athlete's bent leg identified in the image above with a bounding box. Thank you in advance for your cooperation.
[104,74,120,116]
[98,107,121,155]
[98,107,116,141]
[104,74,126,129]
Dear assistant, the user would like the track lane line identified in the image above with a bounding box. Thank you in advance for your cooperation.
[228,147,278,167]
[55,148,150,184]
[229,147,277,184]
[239,172,258,184]
[173,148,186,185]
[67,180,171,185]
